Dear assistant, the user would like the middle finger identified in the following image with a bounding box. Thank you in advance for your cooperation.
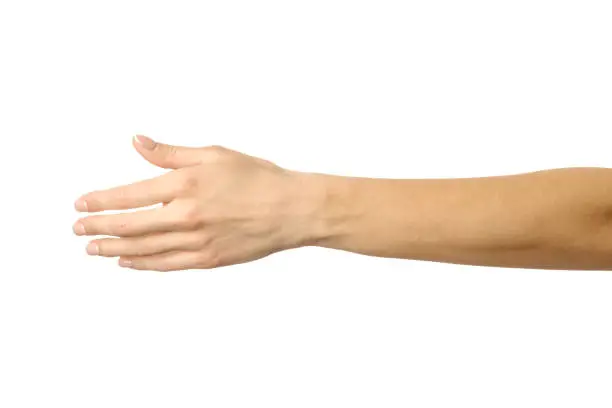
[74,205,188,237]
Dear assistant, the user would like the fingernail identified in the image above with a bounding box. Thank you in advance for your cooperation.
[74,197,88,212]
[134,135,156,150]
[86,242,99,256]
[73,222,86,235]
[119,259,133,268]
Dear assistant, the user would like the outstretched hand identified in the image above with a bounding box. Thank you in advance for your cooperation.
[73,135,325,271]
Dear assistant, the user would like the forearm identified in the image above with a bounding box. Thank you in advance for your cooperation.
[301,167,612,270]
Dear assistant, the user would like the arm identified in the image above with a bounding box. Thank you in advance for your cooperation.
[307,168,612,270]
[73,136,612,271]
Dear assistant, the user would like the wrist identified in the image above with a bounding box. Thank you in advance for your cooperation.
[288,171,357,249]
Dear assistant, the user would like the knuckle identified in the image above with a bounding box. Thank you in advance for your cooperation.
[203,145,230,162]
[256,156,279,169]
[164,144,178,158]
[130,243,149,257]
[92,188,128,210]
[175,172,199,196]
[197,248,221,269]
[208,144,227,154]
[176,201,201,228]
[198,233,213,248]
[198,207,221,224]
[181,218,198,230]
[186,233,209,250]
[109,187,128,203]
[110,221,130,236]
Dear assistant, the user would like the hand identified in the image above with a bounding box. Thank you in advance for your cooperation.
[73,135,326,271]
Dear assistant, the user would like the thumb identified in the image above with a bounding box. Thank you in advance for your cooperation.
[133,135,204,169]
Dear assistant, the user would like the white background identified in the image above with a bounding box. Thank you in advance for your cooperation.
[1,1,612,407]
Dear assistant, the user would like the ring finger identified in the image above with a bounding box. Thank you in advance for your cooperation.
[88,230,209,257]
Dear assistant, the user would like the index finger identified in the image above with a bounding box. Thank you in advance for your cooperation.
[75,170,184,213]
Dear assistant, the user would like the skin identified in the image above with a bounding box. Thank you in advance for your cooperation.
[73,135,612,271]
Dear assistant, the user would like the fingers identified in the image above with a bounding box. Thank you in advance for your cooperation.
[73,203,194,237]
[88,231,208,257]
[133,135,205,169]
[75,170,184,213]
[119,250,219,272]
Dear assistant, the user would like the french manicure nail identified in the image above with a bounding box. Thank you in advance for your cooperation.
[86,242,99,256]
[134,135,156,150]
[75,198,88,212]
[73,222,86,235]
